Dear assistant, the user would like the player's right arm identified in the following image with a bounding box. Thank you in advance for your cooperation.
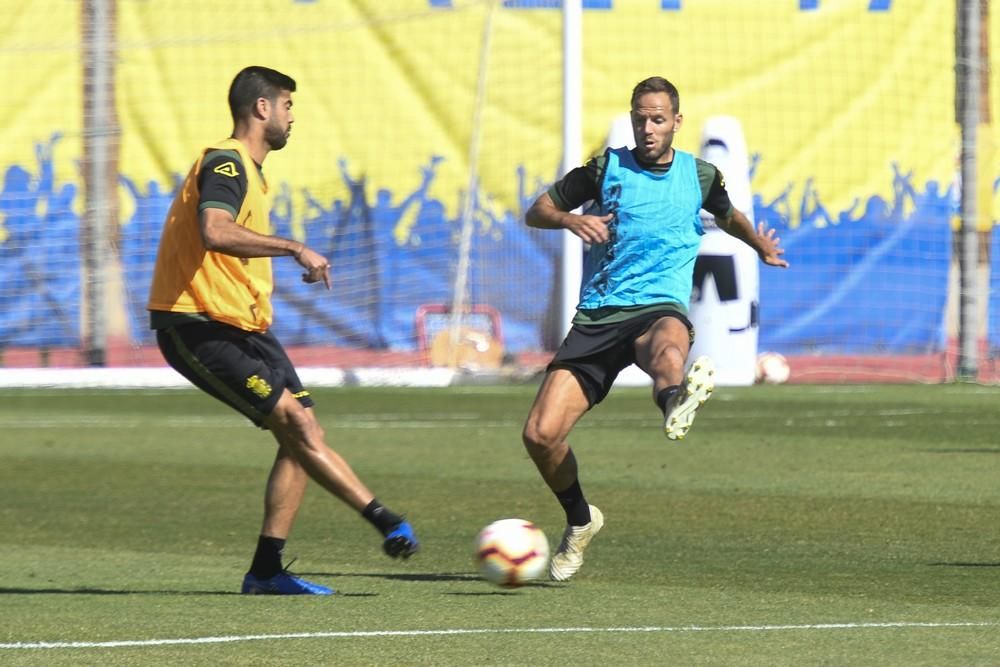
[525,156,614,245]
[525,193,614,245]
[198,152,331,288]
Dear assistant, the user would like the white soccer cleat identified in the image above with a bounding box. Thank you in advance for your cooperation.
[664,356,715,441]
[549,505,604,582]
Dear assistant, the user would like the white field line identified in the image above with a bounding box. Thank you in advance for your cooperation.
[2,621,997,650]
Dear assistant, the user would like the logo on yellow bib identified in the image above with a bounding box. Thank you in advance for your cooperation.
[213,161,240,178]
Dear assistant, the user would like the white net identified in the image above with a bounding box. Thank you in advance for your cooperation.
[1,1,998,384]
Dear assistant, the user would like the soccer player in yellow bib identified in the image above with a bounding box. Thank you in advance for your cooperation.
[148,66,419,595]
[522,76,788,581]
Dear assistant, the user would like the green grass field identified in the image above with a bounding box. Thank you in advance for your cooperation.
[1,384,998,666]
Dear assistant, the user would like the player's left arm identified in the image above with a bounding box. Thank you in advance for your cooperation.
[717,208,788,268]
[701,163,789,268]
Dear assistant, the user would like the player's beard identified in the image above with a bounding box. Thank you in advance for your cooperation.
[265,122,289,151]
[636,136,672,165]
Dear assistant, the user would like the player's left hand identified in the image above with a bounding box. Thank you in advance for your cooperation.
[756,223,789,268]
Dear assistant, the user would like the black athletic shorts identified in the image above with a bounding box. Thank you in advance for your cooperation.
[547,309,695,408]
[156,320,314,427]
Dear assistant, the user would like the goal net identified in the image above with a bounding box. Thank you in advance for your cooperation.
[1,1,998,384]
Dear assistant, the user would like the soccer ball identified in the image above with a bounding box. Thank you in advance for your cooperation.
[475,518,550,587]
[755,351,791,384]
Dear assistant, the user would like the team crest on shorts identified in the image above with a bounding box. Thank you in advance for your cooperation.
[245,374,272,399]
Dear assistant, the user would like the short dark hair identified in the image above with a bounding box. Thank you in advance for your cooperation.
[631,76,680,114]
[228,66,297,124]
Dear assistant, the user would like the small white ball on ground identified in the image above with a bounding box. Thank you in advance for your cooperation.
[755,352,791,384]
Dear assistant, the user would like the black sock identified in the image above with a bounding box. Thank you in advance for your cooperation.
[657,385,681,414]
[555,480,591,526]
[248,535,286,579]
[362,499,404,537]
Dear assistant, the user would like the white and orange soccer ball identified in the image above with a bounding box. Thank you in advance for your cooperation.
[755,351,791,384]
[475,518,550,587]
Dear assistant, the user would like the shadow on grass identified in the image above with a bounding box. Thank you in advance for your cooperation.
[1,572,560,595]
[301,571,560,589]
[0,587,240,596]
[918,448,1000,454]
[300,571,480,583]
[0,586,379,597]
[445,582,560,595]
[928,562,1000,568]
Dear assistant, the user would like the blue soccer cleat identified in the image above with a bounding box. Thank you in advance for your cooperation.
[241,569,334,595]
[383,521,420,559]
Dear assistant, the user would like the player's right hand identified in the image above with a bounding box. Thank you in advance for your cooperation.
[567,213,614,245]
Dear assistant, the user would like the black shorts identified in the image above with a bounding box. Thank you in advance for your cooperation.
[156,321,314,427]
[547,309,695,408]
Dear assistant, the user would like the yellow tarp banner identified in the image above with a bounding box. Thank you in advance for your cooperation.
[0,0,995,354]
[0,1,993,232]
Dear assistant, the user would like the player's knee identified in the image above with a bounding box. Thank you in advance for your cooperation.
[522,420,558,454]
[288,409,322,444]
[650,343,686,380]
[269,397,320,441]
[658,343,686,366]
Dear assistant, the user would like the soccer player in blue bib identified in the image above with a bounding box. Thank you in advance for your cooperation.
[522,76,788,581]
